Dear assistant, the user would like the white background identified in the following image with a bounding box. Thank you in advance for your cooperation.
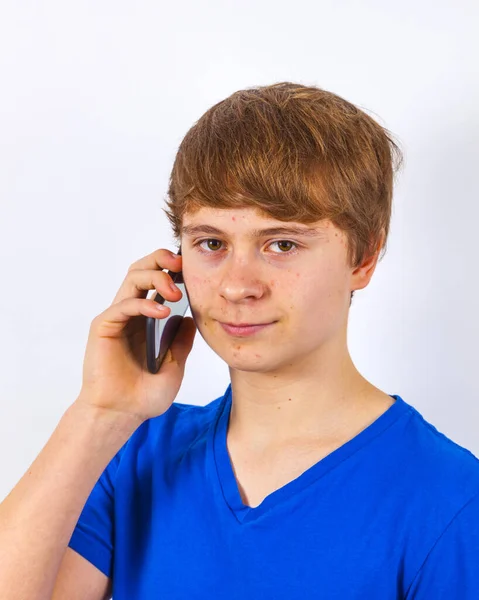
[1,0,478,501]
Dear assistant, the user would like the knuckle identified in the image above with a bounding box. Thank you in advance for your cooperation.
[125,268,170,296]
[155,270,173,293]
[124,268,137,282]
[157,269,171,284]
[127,248,173,274]
[158,248,173,261]
[90,313,101,328]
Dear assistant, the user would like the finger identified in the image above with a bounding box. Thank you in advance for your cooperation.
[112,268,183,305]
[128,248,181,274]
[92,297,171,339]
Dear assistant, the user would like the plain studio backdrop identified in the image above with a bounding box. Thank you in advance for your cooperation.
[0,0,478,502]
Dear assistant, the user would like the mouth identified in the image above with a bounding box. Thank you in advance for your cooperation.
[218,321,277,337]
[222,322,272,327]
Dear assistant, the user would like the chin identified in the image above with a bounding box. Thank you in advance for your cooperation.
[225,352,280,372]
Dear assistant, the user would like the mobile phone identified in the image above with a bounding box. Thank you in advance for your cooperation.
[145,245,190,374]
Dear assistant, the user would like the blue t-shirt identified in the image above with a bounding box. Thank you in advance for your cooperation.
[68,383,479,599]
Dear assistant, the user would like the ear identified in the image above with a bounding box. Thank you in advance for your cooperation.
[350,230,385,292]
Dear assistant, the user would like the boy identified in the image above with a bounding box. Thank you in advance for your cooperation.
[1,82,478,599]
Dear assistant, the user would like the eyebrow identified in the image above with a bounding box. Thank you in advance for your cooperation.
[181,224,325,239]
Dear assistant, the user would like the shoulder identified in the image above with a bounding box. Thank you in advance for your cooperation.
[404,401,479,495]
[115,391,226,468]
[392,398,479,545]
[377,397,479,595]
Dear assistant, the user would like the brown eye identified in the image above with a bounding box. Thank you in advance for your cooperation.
[270,240,300,255]
[206,240,222,251]
[276,241,294,252]
[194,239,223,253]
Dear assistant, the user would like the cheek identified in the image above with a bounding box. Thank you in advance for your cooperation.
[183,273,211,318]
[185,273,210,292]
[271,273,319,318]
[291,267,343,311]
[290,270,325,298]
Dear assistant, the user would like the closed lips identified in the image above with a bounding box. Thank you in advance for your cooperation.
[222,322,275,326]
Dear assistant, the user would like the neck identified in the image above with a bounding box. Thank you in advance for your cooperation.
[226,348,382,451]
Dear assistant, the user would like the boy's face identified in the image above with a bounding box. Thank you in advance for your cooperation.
[180,206,374,372]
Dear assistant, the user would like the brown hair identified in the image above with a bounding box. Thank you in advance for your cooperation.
[162,82,403,303]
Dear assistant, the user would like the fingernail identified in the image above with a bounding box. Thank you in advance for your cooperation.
[170,282,179,292]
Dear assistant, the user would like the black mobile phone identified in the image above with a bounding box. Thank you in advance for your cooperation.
[145,245,190,374]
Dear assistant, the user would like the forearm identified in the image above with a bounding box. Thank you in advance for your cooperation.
[0,398,141,600]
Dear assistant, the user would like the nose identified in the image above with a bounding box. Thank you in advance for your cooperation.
[217,256,266,302]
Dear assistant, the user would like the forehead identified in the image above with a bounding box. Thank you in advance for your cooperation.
[181,206,333,234]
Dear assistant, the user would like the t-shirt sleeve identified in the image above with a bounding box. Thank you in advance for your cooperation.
[67,447,124,578]
[405,492,479,599]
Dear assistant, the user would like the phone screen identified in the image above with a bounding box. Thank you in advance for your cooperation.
[145,246,190,374]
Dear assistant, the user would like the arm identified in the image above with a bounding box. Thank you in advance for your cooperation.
[0,398,141,600]
[51,548,112,600]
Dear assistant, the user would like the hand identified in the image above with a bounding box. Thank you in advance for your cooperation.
[76,249,196,424]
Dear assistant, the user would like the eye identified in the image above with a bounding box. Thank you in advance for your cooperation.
[192,239,300,255]
[194,239,223,253]
[271,240,298,254]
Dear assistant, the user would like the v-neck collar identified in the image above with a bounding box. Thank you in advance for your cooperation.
[208,383,411,525]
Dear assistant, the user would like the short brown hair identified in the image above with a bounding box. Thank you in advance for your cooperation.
[163,82,403,301]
